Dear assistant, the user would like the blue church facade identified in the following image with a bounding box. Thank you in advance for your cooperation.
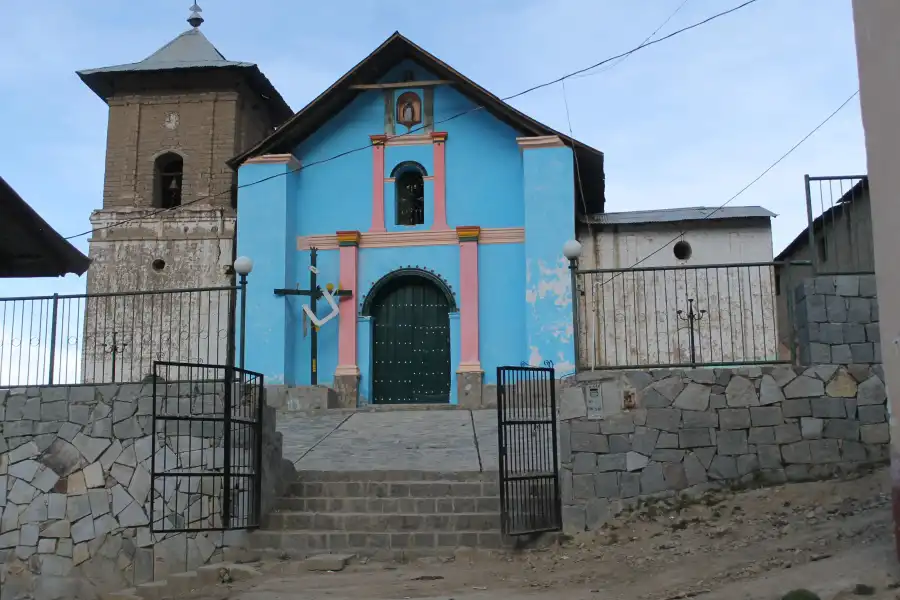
[232,33,604,407]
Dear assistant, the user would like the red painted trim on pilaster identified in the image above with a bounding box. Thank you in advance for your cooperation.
[457,226,481,372]
[431,132,449,230]
[336,231,360,375]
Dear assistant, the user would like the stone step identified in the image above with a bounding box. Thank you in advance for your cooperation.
[274,495,501,513]
[249,529,506,557]
[286,479,500,499]
[263,511,500,532]
[295,470,498,483]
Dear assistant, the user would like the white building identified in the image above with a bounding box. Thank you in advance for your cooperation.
[575,206,778,369]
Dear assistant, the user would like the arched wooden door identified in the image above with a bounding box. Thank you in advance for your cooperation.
[370,275,452,404]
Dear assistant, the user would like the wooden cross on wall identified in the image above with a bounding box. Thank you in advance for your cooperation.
[273,247,352,385]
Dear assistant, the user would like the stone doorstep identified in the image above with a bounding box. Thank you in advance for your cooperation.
[293,469,498,483]
[277,403,466,416]
[103,562,261,600]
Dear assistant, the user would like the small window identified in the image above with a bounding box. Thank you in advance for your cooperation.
[673,240,692,261]
[154,152,184,209]
[393,162,426,226]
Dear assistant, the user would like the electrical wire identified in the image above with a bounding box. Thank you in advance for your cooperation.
[62,0,761,241]
[589,89,861,291]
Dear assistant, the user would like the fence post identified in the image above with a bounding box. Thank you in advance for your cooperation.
[568,257,581,371]
[238,273,248,373]
[804,174,819,274]
[222,364,233,529]
[47,293,59,385]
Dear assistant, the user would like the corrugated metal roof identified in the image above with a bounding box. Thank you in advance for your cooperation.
[78,29,253,75]
[582,205,776,226]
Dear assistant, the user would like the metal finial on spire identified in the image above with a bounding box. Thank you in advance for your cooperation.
[187,3,204,28]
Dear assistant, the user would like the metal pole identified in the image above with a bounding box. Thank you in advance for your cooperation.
[568,258,580,371]
[310,247,318,386]
[47,293,59,385]
[239,273,248,372]
[804,174,819,274]
[687,302,697,367]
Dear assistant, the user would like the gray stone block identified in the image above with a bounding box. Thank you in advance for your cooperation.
[809,439,841,463]
[652,449,685,463]
[562,505,586,534]
[631,427,659,456]
[823,419,859,441]
[816,323,844,344]
[573,474,594,499]
[571,433,609,454]
[586,498,610,530]
[857,405,886,424]
[694,447,716,469]
[826,295,848,322]
[834,275,859,296]
[639,463,666,494]
[782,399,812,417]
[648,377,685,401]
[646,408,682,432]
[596,453,627,472]
[673,383,710,411]
[719,408,750,430]
[708,456,738,480]
[857,376,886,405]
[757,444,783,468]
[847,297,871,323]
[683,452,708,485]
[817,276,837,295]
[811,397,846,418]
[717,430,748,456]
[559,387,587,420]
[850,343,875,364]
[750,406,783,427]
[619,472,641,498]
[683,410,717,428]
[737,454,759,476]
[782,441,812,464]
[806,295,828,322]
[801,417,824,439]
[842,441,867,462]
[748,427,775,445]
[865,323,880,343]
[663,463,688,490]
[709,394,727,409]
[784,375,824,399]
[725,376,758,407]
[775,423,802,444]
[625,451,649,471]
[831,344,853,364]
[573,453,596,474]
[859,275,877,297]
[608,435,632,453]
[679,428,713,448]
[599,415,635,435]
[860,423,889,444]
[639,388,672,409]
[594,472,619,498]
[657,432,679,448]
[842,323,866,344]
[809,343,832,364]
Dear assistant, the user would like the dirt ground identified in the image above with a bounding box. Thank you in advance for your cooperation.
[199,467,900,600]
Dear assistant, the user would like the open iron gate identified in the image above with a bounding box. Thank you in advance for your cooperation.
[496,364,562,535]
[151,360,264,533]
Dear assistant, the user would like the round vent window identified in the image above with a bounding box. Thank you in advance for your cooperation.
[151,259,166,272]
[673,241,692,261]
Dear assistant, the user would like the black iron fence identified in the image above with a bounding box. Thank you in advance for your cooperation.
[804,175,873,275]
[496,365,561,535]
[0,285,244,387]
[575,262,797,370]
[151,361,264,533]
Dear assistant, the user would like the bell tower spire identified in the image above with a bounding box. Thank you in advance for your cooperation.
[187,3,204,28]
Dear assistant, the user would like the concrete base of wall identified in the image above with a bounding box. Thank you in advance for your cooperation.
[333,374,361,409]
[266,385,340,411]
[456,371,485,409]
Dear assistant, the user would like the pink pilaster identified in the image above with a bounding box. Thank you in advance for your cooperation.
[457,226,481,372]
[431,132,449,230]
[335,230,361,376]
[370,135,387,232]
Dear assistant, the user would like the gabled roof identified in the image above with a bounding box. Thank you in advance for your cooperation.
[583,205,776,226]
[0,176,90,278]
[78,28,292,122]
[775,177,869,261]
[227,32,605,211]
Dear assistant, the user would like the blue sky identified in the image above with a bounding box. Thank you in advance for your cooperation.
[0,0,864,299]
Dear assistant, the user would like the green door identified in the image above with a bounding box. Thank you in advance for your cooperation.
[371,276,451,404]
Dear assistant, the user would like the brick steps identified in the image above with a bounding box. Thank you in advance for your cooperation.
[273,496,500,513]
[264,511,500,531]
[249,529,506,558]
[253,469,504,559]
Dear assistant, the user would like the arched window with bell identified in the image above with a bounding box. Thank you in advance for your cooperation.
[153,152,184,209]
[396,91,422,132]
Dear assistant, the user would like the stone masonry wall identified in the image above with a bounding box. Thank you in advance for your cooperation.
[794,274,880,365]
[0,383,290,600]
[558,365,889,533]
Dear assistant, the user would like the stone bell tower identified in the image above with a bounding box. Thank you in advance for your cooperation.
[78,4,292,293]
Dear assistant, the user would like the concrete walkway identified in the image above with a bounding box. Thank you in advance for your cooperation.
[277,409,502,472]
